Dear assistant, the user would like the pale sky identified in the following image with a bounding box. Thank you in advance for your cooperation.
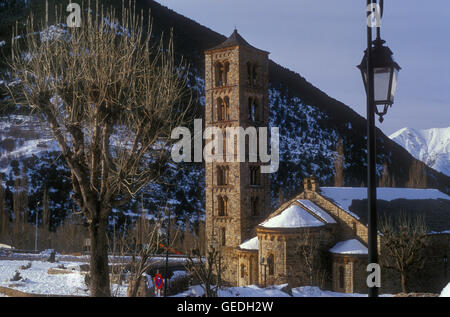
[157,0,450,135]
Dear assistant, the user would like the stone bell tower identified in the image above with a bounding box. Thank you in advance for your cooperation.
[204,30,270,283]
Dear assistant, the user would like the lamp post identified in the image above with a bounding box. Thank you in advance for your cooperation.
[357,0,400,297]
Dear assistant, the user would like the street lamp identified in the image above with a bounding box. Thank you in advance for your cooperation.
[358,38,401,123]
[358,0,400,297]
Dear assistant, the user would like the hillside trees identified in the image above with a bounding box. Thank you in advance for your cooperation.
[380,214,429,293]
[407,160,428,189]
[7,3,191,296]
[333,137,345,187]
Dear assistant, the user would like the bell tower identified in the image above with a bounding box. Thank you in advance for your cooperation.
[204,30,270,264]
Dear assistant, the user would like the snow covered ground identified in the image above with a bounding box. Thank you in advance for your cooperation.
[0,258,128,296]
[174,284,391,297]
[0,260,89,296]
[0,259,386,297]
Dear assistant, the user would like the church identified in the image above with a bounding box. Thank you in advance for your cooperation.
[204,30,450,294]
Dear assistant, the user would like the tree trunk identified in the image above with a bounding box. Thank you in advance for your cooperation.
[401,271,407,293]
[89,218,111,297]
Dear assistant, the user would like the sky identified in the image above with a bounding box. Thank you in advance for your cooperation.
[156,0,450,135]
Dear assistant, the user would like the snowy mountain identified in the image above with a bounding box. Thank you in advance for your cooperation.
[1,0,450,230]
[389,127,450,177]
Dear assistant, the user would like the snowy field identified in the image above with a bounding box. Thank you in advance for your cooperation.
[0,259,127,296]
[0,258,377,297]
[0,257,447,297]
[0,260,89,296]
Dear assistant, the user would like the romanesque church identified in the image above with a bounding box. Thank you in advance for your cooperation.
[204,30,450,294]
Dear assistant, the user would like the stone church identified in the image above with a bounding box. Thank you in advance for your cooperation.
[204,30,450,294]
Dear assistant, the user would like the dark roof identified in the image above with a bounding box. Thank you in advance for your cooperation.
[348,199,450,233]
[207,29,268,53]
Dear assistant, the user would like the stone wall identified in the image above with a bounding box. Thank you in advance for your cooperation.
[205,40,270,286]
[237,249,259,286]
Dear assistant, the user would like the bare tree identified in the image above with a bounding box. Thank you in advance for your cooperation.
[380,214,429,293]
[333,137,345,187]
[185,244,225,297]
[293,229,326,287]
[7,2,191,296]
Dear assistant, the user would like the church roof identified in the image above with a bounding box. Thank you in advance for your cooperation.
[297,199,336,224]
[207,29,269,53]
[329,239,368,255]
[260,204,325,228]
[319,187,450,232]
[239,237,258,251]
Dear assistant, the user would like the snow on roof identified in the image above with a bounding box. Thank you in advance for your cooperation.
[261,204,325,228]
[329,239,368,255]
[239,237,258,250]
[297,200,336,224]
[320,187,450,219]
[0,243,13,249]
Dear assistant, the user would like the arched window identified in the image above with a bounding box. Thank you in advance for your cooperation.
[221,227,226,246]
[247,62,258,87]
[250,166,260,186]
[251,196,259,216]
[215,62,224,87]
[217,166,228,186]
[248,97,259,121]
[223,61,230,86]
[240,264,245,278]
[268,254,274,275]
[216,97,224,121]
[217,195,228,216]
[223,96,230,121]
[339,266,345,290]
[218,196,224,216]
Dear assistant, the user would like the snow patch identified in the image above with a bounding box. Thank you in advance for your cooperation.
[297,199,336,223]
[329,239,368,255]
[239,237,258,250]
[261,204,324,228]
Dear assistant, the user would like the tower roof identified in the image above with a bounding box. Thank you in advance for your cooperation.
[206,29,269,53]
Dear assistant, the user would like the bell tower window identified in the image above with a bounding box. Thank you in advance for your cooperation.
[247,62,258,87]
[217,97,230,121]
[223,96,230,121]
[218,195,228,216]
[248,97,259,122]
[250,166,260,186]
[217,166,229,186]
[215,61,229,87]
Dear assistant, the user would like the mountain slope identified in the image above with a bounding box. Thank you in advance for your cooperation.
[0,0,449,229]
[390,127,450,177]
